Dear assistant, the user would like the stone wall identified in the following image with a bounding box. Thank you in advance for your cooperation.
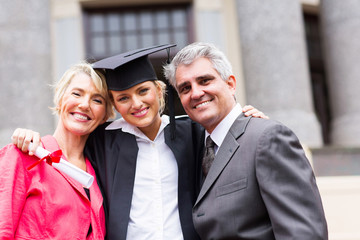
[0,0,54,147]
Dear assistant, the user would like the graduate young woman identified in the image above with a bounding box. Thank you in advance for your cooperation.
[0,63,115,239]
[11,45,267,240]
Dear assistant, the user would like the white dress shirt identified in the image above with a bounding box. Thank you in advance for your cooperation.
[205,103,242,154]
[106,115,183,240]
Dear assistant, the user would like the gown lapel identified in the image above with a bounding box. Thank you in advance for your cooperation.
[105,130,138,239]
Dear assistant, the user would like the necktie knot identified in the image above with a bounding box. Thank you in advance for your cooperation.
[206,136,215,149]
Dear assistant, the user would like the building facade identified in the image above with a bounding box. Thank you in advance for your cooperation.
[1,0,360,239]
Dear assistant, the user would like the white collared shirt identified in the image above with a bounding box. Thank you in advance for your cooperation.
[205,103,242,154]
[106,115,183,240]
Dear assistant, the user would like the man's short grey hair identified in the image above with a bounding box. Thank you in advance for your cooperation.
[163,42,233,90]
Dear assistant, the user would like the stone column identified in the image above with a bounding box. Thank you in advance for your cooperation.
[235,0,323,147]
[194,0,247,105]
[319,0,360,146]
[0,0,54,147]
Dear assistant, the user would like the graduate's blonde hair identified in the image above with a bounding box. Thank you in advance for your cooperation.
[153,80,167,115]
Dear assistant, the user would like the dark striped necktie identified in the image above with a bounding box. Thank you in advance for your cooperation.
[202,136,216,177]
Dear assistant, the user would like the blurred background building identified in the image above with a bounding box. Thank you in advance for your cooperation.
[1,0,359,239]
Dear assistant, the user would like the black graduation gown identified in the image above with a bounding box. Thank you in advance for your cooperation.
[84,117,204,240]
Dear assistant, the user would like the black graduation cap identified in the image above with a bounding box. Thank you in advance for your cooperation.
[92,44,176,91]
[93,44,178,139]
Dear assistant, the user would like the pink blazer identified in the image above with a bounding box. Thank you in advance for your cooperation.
[0,135,106,239]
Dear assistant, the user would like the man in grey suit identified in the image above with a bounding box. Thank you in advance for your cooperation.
[164,42,328,239]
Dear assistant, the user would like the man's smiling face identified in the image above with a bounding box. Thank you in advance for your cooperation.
[175,57,237,133]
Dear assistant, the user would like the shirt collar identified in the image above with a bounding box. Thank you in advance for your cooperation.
[206,103,242,148]
[105,115,170,141]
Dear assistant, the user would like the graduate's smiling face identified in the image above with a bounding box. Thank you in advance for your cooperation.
[58,73,107,136]
[111,81,163,137]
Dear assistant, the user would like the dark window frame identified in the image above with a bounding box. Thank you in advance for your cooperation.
[304,12,331,144]
[82,4,193,60]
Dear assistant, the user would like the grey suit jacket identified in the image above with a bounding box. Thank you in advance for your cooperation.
[192,113,328,240]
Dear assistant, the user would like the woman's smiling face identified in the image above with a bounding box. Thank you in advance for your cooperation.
[111,81,163,138]
[58,72,107,136]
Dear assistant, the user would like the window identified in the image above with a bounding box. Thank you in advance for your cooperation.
[83,4,193,116]
[83,4,192,60]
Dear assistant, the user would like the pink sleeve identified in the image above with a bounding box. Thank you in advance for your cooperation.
[0,144,31,238]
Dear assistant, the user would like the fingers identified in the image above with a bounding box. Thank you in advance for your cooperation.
[252,112,269,119]
[242,105,254,112]
[243,105,269,119]
[11,128,41,155]
[11,128,21,145]
[243,108,258,116]
[11,128,27,150]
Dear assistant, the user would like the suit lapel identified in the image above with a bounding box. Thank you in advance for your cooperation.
[195,113,252,205]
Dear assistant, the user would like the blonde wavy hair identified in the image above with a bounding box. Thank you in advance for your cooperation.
[153,80,167,115]
[52,62,115,120]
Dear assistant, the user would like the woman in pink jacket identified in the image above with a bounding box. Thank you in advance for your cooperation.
[0,63,114,239]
